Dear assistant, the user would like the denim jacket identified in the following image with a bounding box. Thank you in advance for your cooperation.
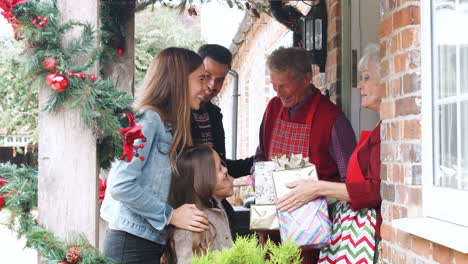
[100,110,173,245]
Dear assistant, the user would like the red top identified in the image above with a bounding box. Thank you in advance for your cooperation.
[345,123,382,238]
[262,92,342,182]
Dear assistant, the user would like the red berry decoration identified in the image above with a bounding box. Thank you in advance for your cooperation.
[43,17,49,22]
[42,57,57,71]
[37,16,42,21]
[139,144,144,149]
[46,72,57,85]
[67,71,74,77]
[142,137,147,142]
[117,48,124,55]
[89,75,97,82]
[140,156,145,161]
[38,21,45,28]
[58,262,67,264]
[32,19,37,25]
[50,74,69,92]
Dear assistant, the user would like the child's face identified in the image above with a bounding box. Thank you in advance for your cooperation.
[212,150,234,201]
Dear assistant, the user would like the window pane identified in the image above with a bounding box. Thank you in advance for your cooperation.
[435,103,458,188]
[461,44,468,94]
[461,101,468,190]
[436,45,457,98]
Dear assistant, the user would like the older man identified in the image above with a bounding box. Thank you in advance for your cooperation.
[254,47,356,264]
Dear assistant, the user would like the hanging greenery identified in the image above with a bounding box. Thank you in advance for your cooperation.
[0,0,136,170]
[0,162,116,263]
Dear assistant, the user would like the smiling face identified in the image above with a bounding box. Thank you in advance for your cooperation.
[188,64,206,110]
[270,71,312,108]
[200,57,229,102]
[211,150,234,201]
[357,63,384,112]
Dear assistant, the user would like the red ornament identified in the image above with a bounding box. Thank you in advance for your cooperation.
[139,144,144,149]
[42,57,57,71]
[0,195,5,212]
[43,17,49,22]
[38,21,45,28]
[140,156,145,161]
[67,71,74,77]
[32,19,37,24]
[50,74,69,92]
[117,48,124,55]
[36,16,42,21]
[89,75,97,82]
[46,72,57,85]
[58,262,67,264]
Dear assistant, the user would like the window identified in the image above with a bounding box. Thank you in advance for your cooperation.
[422,0,468,227]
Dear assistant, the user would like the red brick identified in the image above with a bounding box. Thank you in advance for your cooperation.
[391,163,404,183]
[401,27,418,49]
[403,119,421,139]
[433,243,454,264]
[408,186,422,206]
[392,78,401,96]
[390,120,401,141]
[408,49,421,69]
[381,143,395,162]
[395,96,421,116]
[454,251,468,264]
[391,34,400,54]
[412,236,433,259]
[402,72,421,94]
[399,143,422,163]
[395,184,409,205]
[393,5,421,30]
[380,163,388,181]
[382,182,396,202]
[381,58,391,78]
[380,101,395,120]
[394,53,407,73]
[381,41,387,58]
[380,223,396,243]
[381,16,393,38]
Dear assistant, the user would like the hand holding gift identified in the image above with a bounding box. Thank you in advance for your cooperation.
[276,179,322,213]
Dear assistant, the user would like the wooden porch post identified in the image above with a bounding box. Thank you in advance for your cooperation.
[38,0,100,247]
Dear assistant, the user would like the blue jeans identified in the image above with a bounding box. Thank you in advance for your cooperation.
[103,229,164,264]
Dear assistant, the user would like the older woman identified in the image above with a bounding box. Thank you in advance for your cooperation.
[276,44,384,264]
[254,47,357,263]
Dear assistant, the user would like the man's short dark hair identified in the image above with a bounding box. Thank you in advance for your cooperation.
[198,44,232,69]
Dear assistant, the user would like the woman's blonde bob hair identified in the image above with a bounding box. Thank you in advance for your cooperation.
[133,47,203,165]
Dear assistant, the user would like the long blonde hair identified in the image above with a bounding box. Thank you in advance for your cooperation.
[133,47,203,165]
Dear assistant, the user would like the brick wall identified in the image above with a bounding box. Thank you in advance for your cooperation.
[219,0,342,159]
[379,0,468,263]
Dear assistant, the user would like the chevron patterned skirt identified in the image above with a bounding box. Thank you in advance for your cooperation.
[318,201,377,264]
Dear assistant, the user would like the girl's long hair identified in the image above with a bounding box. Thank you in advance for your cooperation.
[163,146,219,263]
[133,47,203,167]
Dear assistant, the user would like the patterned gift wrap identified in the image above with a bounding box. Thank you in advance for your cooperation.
[277,197,331,249]
[254,161,278,204]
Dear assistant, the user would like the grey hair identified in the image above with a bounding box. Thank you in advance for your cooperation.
[266,47,312,79]
[358,43,380,77]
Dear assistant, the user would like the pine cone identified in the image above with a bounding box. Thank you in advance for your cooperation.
[66,247,81,263]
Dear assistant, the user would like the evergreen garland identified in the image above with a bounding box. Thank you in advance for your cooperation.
[0,162,116,263]
[7,0,134,170]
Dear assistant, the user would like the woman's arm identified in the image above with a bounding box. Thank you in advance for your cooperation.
[276,180,350,212]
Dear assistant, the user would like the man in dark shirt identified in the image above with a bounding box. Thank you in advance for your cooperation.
[192,44,253,178]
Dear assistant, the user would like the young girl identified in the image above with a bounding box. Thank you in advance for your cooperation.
[101,48,209,264]
[163,145,235,264]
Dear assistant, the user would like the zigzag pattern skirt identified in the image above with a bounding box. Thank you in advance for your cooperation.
[318,201,377,264]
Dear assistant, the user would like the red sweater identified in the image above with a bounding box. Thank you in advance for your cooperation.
[346,123,382,238]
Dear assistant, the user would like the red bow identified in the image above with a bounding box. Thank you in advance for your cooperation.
[118,112,146,162]
[0,0,28,40]
[99,178,107,206]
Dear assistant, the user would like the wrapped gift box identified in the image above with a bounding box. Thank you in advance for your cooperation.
[249,204,279,230]
[272,164,318,199]
[253,161,277,204]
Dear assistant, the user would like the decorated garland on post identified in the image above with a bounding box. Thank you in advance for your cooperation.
[1,0,136,170]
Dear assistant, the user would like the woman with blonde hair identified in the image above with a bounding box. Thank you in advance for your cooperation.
[101,47,209,264]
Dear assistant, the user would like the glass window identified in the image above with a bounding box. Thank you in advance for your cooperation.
[432,0,468,191]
